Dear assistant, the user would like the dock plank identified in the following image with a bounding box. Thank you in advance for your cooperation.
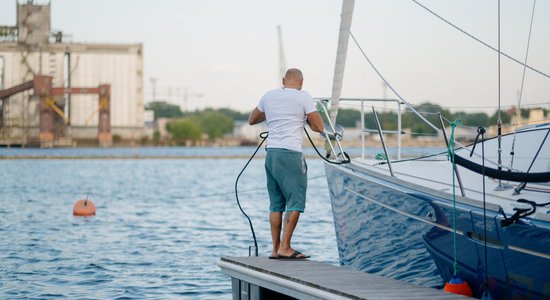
[219,257,470,299]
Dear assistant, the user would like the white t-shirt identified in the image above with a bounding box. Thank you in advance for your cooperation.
[257,88,316,152]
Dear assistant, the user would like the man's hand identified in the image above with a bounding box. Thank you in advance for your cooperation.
[321,130,341,140]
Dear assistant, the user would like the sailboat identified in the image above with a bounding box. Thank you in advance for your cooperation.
[321,1,550,299]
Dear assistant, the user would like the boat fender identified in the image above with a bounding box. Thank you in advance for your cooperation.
[73,199,96,216]
[443,274,473,297]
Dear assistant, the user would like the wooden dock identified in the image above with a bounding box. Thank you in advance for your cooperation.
[218,256,470,300]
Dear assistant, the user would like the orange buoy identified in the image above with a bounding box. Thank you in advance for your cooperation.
[73,199,96,216]
[444,274,473,297]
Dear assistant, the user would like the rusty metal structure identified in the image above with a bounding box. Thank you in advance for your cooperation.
[0,75,112,147]
[0,1,144,147]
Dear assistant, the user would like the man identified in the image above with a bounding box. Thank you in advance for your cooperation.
[248,68,324,259]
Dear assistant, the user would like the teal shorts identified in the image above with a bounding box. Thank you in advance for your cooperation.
[265,148,307,213]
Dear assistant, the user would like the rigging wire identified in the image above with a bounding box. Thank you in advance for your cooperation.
[348,31,479,158]
[349,31,440,133]
[497,0,503,177]
[510,0,537,171]
[411,0,550,79]
[339,100,550,112]
[349,30,498,167]
[348,29,545,172]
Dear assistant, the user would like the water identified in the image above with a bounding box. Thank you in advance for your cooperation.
[0,155,338,299]
[0,146,444,159]
[0,147,444,299]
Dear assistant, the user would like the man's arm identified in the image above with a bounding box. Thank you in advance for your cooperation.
[306,111,324,133]
[248,107,266,125]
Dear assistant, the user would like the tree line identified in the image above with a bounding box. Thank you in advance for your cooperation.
[146,101,248,144]
[334,103,547,135]
[146,101,547,143]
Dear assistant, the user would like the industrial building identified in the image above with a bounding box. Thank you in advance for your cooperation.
[0,2,144,147]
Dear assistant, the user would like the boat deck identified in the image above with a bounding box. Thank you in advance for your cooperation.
[351,157,550,222]
[218,256,470,299]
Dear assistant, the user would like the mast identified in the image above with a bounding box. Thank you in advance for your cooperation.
[277,25,287,82]
[330,0,355,125]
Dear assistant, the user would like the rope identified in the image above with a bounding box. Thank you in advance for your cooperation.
[440,115,525,173]
[412,0,550,79]
[234,131,269,256]
[447,118,462,276]
[304,128,351,165]
[510,0,537,171]
[480,128,489,294]
[234,127,349,256]
[501,199,550,226]
[440,115,484,131]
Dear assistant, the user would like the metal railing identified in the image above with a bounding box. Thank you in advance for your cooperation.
[314,99,347,163]
[314,98,404,160]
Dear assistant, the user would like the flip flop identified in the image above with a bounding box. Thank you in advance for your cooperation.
[277,250,310,259]
[268,256,279,259]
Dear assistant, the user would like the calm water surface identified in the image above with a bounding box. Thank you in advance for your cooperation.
[0,146,443,158]
[0,147,445,299]
[0,155,338,299]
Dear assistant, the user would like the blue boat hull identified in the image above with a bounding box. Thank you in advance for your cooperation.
[325,162,550,299]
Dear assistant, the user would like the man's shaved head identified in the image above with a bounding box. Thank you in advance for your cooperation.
[283,68,304,90]
[284,68,303,81]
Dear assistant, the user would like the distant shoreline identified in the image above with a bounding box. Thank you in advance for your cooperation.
[0,155,270,160]
[0,145,446,160]
[0,154,439,160]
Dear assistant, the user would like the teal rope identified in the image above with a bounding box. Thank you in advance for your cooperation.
[447,118,462,276]
[375,153,387,160]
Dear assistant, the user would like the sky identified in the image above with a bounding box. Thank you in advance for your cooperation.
[1,0,549,114]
